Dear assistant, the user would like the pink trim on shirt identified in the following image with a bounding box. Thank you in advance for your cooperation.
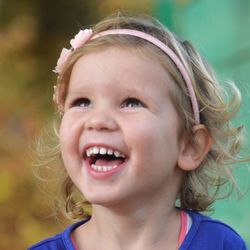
[178,210,188,247]
[71,234,79,250]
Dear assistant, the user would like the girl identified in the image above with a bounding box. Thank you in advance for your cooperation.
[29,12,248,249]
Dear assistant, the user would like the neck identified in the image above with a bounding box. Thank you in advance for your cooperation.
[76,200,181,250]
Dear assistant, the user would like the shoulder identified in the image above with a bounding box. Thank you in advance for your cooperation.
[27,220,88,250]
[181,210,247,250]
[27,233,65,250]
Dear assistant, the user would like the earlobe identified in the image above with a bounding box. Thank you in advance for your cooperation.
[177,125,213,171]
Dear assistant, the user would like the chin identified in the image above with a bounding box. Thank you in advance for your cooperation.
[84,191,129,209]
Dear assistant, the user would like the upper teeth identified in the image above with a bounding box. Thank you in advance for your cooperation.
[86,146,125,158]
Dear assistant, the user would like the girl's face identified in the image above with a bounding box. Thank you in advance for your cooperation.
[59,46,183,208]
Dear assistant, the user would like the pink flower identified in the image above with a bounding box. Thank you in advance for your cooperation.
[53,29,93,75]
[70,29,93,49]
[53,48,71,74]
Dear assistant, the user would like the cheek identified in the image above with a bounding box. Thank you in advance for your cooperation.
[59,121,73,170]
[59,114,83,165]
[59,117,72,152]
[127,117,180,164]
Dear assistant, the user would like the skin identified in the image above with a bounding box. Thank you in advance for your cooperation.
[59,46,212,250]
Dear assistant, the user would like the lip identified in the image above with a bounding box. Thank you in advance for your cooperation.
[82,143,127,158]
[82,143,128,179]
[84,158,128,179]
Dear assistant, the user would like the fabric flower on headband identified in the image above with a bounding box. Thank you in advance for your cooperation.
[53,48,71,74]
[70,29,93,49]
[53,29,93,74]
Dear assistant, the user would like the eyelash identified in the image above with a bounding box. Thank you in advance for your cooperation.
[70,97,145,109]
[120,97,145,108]
[71,97,91,108]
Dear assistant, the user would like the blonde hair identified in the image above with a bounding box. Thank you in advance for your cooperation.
[38,12,247,221]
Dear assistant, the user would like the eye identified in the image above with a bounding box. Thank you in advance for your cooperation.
[121,97,145,108]
[71,97,91,108]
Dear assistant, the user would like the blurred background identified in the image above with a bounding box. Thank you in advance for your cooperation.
[0,0,249,248]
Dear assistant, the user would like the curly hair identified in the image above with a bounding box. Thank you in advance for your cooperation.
[36,12,248,221]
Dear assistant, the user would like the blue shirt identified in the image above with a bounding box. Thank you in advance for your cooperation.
[28,210,247,250]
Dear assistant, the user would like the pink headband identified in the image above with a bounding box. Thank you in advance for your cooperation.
[53,29,200,124]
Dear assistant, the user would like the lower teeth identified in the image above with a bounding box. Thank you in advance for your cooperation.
[91,164,117,172]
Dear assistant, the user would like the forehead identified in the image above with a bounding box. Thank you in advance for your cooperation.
[68,46,176,96]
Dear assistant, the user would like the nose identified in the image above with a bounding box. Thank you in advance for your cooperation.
[84,109,118,131]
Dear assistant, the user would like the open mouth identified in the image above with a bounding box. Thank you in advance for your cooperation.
[84,146,126,172]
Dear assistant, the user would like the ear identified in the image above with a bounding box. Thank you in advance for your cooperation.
[177,125,213,171]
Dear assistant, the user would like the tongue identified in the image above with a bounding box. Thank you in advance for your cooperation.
[95,158,124,167]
